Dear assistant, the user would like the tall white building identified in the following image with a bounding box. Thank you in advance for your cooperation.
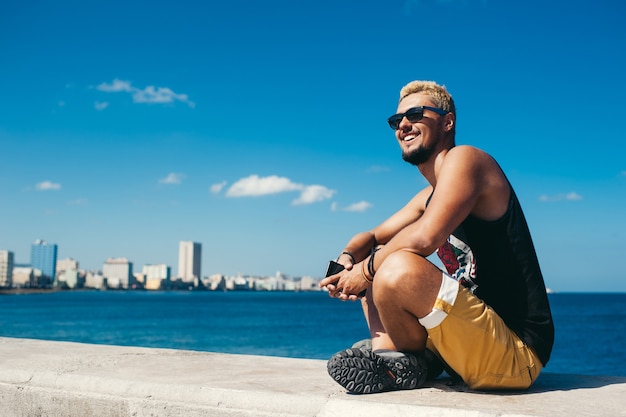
[102,257,133,289]
[178,241,201,283]
[0,250,14,287]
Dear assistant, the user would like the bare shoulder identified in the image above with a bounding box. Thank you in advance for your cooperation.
[442,146,510,220]
[444,146,505,178]
[446,145,497,166]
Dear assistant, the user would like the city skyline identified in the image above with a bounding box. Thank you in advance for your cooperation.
[1,238,321,293]
[1,1,625,292]
[2,239,312,280]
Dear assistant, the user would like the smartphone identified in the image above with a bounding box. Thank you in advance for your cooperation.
[325,260,367,297]
[325,260,345,277]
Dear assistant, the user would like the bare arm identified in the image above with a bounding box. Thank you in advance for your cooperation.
[320,146,509,300]
[335,185,433,267]
[320,186,432,298]
[369,146,510,272]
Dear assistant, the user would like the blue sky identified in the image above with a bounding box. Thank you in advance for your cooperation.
[1,0,625,292]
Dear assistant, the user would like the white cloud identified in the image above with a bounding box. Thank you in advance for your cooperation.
[133,86,195,108]
[226,175,302,197]
[159,172,184,185]
[223,174,335,206]
[96,79,195,108]
[539,192,583,202]
[36,181,61,191]
[97,79,133,93]
[345,201,373,212]
[210,181,227,194]
[331,200,372,212]
[292,185,336,206]
[94,101,109,111]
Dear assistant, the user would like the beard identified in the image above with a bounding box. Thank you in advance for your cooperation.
[401,144,435,166]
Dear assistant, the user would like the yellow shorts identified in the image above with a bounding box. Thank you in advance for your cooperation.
[419,274,543,390]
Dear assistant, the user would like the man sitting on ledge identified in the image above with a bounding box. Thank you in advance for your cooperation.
[320,80,554,393]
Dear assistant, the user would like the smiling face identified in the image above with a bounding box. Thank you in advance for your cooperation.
[395,93,451,166]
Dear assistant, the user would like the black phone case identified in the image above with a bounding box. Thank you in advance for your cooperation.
[325,260,345,277]
[325,260,367,297]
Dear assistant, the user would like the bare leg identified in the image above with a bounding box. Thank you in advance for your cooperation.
[363,251,442,352]
[327,251,442,394]
[362,288,398,351]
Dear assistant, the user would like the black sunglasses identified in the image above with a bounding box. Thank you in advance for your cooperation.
[387,106,448,130]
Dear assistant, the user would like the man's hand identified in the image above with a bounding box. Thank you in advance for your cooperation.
[320,261,369,301]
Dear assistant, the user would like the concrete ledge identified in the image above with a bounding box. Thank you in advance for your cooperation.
[1,337,625,416]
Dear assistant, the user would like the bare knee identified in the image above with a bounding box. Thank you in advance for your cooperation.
[375,251,414,289]
[373,251,441,317]
[375,251,432,287]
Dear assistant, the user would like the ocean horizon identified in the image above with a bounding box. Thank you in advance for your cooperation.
[0,290,624,377]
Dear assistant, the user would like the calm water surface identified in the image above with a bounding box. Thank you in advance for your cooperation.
[1,291,624,377]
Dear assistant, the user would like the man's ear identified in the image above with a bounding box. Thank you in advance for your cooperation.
[443,112,455,132]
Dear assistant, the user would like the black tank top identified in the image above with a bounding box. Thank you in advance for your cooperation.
[435,186,555,366]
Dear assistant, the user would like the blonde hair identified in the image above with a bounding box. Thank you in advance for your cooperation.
[399,80,456,115]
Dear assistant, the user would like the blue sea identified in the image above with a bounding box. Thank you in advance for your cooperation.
[0,291,624,377]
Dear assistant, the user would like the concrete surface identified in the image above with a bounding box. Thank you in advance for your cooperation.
[0,337,625,416]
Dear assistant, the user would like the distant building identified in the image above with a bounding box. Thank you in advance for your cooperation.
[57,269,79,289]
[102,258,133,289]
[12,267,38,288]
[0,250,14,287]
[31,240,58,286]
[85,271,105,289]
[56,258,79,274]
[203,274,222,290]
[133,272,146,287]
[178,241,201,283]
[299,276,318,291]
[56,258,81,288]
[142,264,170,290]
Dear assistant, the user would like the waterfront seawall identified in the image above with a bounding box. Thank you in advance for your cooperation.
[1,337,625,417]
